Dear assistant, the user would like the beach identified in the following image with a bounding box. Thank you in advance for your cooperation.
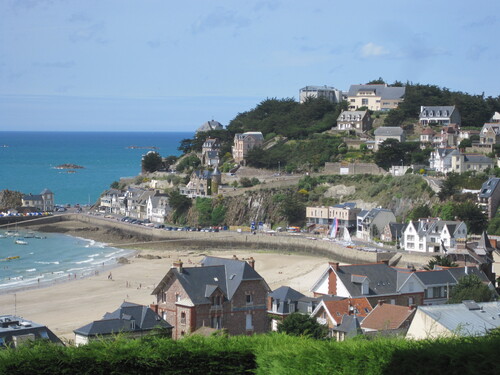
[0,220,333,342]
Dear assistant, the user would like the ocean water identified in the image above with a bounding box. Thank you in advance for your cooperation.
[0,229,134,293]
[0,131,191,205]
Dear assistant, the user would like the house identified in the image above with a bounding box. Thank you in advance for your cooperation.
[21,188,55,212]
[306,203,360,234]
[99,189,123,214]
[74,302,172,346]
[232,132,264,165]
[335,110,372,133]
[0,315,62,348]
[373,127,406,151]
[361,300,416,335]
[380,222,406,244]
[450,153,494,173]
[180,168,222,197]
[347,84,405,111]
[402,218,467,253]
[196,120,224,133]
[201,138,221,167]
[410,266,493,305]
[419,106,461,126]
[150,256,271,339]
[478,177,500,219]
[331,314,364,341]
[267,286,306,331]
[479,123,500,146]
[491,112,500,123]
[146,194,171,223]
[406,300,500,339]
[419,127,436,147]
[429,148,457,173]
[356,208,396,241]
[310,262,424,307]
[438,124,460,148]
[299,85,342,103]
[310,297,372,338]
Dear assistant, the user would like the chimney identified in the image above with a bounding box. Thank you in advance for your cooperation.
[409,304,416,311]
[173,260,183,273]
[329,262,340,271]
[232,255,239,260]
[378,300,385,306]
[247,257,255,269]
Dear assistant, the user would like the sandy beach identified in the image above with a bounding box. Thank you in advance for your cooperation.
[0,220,333,342]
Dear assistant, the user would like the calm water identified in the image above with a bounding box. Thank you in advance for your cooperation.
[0,229,134,293]
[0,131,190,205]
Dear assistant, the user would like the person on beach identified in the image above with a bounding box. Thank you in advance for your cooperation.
[108,272,112,280]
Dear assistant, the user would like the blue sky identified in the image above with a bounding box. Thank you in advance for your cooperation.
[1,0,499,132]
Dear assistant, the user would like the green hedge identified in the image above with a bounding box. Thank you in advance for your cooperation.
[1,333,499,375]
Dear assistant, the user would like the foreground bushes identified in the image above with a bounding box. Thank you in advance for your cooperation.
[1,333,499,375]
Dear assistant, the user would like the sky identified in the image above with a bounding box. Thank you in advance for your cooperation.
[1,0,499,132]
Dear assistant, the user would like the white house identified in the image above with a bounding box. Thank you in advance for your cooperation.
[402,218,467,253]
[419,106,461,126]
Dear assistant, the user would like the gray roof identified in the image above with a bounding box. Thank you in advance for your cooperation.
[74,302,171,337]
[334,202,357,209]
[40,188,53,195]
[419,106,456,119]
[300,85,339,91]
[479,178,500,198]
[22,194,43,201]
[152,256,269,305]
[335,263,399,297]
[0,315,62,347]
[462,154,494,164]
[347,84,405,100]
[388,223,406,238]
[416,301,500,336]
[269,286,305,315]
[337,110,368,122]
[234,132,264,141]
[333,314,364,336]
[413,269,457,286]
[374,127,404,137]
[197,120,224,133]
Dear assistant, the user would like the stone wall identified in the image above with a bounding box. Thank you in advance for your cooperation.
[324,162,388,176]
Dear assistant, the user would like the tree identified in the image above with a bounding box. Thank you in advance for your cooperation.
[438,173,461,201]
[367,77,385,84]
[373,139,416,170]
[453,201,488,234]
[424,255,458,270]
[277,312,328,339]
[280,194,305,225]
[168,190,191,212]
[408,204,432,221]
[447,274,495,304]
[142,151,163,173]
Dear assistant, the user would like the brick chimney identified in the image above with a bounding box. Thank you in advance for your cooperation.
[173,260,183,273]
[378,300,385,306]
[247,257,255,269]
[409,304,416,311]
[329,262,340,271]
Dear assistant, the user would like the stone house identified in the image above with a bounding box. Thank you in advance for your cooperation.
[180,168,222,198]
[335,110,372,133]
[21,188,54,212]
[478,177,500,219]
[402,218,467,253]
[419,106,461,126]
[373,127,406,151]
[201,138,221,167]
[347,84,405,111]
[196,120,223,133]
[310,262,425,308]
[356,208,396,241]
[232,132,264,164]
[479,123,500,146]
[380,222,406,244]
[73,302,172,346]
[450,153,494,173]
[150,256,270,339]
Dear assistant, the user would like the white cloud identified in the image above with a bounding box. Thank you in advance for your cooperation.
[360,42,389,58]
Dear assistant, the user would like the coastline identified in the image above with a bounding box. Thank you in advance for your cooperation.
[0,219,333,341]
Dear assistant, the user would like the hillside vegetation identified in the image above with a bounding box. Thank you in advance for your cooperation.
[1,332,499,375]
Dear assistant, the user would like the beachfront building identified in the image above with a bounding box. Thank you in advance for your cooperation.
[299,85,342,104]
[0,315,62,348]
[267,286,306,331]
[180,168,222,198]
[356,208,396,241]
[347,84,405,111]
[306,203,360,234]
[402,218,467,253]
[21,188,55,212]
[146,194,171,223]
[74,302,172,345]
[150,256,270,339]
[99,189,123,214]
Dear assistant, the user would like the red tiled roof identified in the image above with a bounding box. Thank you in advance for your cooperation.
[361,303,415,330]
[323,298,372,325]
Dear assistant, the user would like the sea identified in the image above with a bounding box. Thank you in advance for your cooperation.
[0,131,191,293]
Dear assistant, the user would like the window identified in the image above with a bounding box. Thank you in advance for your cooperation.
[130,320,136,330]
[246,293,253,304]
[175,294,181,302]
[211,316,221,329]
[362,98,368,105]
[289,302,295,313]
[408,297,414,305]
[181,312,186,324]
[246,313,253,330]
[212,295,221,306]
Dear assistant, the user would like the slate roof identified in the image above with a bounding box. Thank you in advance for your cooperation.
[268,286,305,315]
[152,256,269,305]
[74,302,171,337]
[0,315,62,347]
[415,301,500,336]
[419,106,456,119]
[479,177,500,198]
[361,303,416,331]
[388,223,406,239]
[333,314,363,337]
[347,84,405,100]
[335,263,399,297]
[234,132,264,141]
[22,194,43,201]
[334,202,357,209]
[197,120,223,133]
[462,154,494,164]
[374,127,404,137]
[337,110,368,122]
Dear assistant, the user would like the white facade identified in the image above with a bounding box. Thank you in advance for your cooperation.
[403,219,467,253]
[299,85,342,104]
